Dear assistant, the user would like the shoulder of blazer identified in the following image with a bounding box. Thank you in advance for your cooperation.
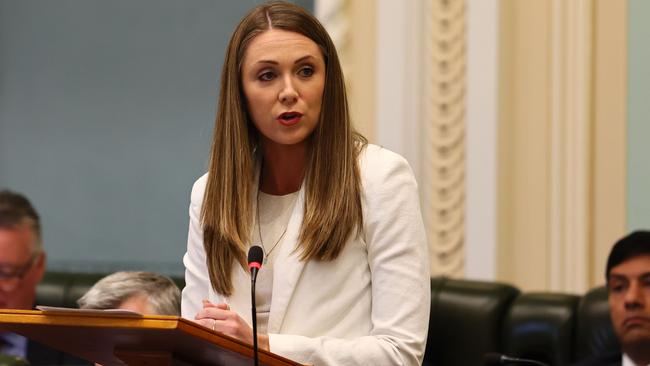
[358,144,413,182]
[359,144,409,169]
[191,173,209,207]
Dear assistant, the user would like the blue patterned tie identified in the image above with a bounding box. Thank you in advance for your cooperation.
[0,332,26,358]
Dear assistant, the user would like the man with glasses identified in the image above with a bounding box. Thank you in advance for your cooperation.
[0,190,46,361]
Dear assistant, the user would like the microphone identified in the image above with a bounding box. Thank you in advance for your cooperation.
[248,245,263,280]
[248,245,264,366]
[484,352,550,366]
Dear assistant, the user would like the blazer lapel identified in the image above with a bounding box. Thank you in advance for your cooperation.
[267,185,307,334]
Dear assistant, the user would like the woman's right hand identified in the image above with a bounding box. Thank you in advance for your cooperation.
[194,299,269,351]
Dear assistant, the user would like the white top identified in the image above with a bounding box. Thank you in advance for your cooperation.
[623,353,650,366]
[182,144,430,366]
[253,190,299,334]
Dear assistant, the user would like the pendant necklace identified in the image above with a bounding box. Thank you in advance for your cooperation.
[256,189,288,264]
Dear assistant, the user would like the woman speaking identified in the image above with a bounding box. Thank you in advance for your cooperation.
[181,1,430,365]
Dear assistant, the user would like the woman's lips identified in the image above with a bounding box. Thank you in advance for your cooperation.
[278,112,303,126]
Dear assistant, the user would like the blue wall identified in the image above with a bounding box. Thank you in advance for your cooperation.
[628,0,650,231]
[0,0,312,275]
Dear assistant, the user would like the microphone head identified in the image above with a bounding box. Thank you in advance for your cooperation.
[248,245,264,269]
[483,352,504,366]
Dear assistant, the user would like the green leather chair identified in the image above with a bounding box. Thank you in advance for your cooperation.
[424,277,619,366]
[29,273,618,366]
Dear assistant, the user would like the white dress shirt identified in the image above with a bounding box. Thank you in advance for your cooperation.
[623,353,650,366]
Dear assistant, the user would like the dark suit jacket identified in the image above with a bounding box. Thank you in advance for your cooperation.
[18,303,91,365]
[573,351,621,366]
[27,339,90,366]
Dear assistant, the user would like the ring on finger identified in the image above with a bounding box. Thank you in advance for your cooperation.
[212,319,217,332]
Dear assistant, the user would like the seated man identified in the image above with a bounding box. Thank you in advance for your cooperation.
[0,190,47,361]
[77,271,180,315]
[77,272,180,366]
[607,231,650,366]
[579,231,650,366]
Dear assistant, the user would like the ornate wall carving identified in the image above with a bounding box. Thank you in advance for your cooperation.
[422,0,467,277]
[318,0,469,277]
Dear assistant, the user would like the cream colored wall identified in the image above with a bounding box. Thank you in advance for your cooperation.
[497,0,627,292]
[465,0,499,281]
[316,0,376,142]
[346,0,376,142]
[318,0,627,292]
[591,0,627,286]
[497,0,553,291]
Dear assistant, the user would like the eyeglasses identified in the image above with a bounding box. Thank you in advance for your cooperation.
[0,251,39,282]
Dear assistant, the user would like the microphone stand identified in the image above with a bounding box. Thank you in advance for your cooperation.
[484,352,550,366]
[251,271,259,366]
[248,245,263,366]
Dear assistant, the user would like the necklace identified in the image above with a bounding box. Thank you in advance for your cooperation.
[256,189,288,264]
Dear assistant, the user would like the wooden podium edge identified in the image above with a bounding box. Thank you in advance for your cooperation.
[0,309,304,366]
[176,317,304,366]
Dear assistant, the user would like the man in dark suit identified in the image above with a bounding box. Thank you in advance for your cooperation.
[577,231,650,366]
[0,190,47,359]
[0,190,50,364]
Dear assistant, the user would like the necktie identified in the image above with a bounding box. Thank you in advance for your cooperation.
[0,332,27,359]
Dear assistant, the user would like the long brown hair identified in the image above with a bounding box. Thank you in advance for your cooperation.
[202,0,366,296]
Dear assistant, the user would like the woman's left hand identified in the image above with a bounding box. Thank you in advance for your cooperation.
[195,300,270,351]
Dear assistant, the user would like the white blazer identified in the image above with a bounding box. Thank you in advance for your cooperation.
[182,144,430,366]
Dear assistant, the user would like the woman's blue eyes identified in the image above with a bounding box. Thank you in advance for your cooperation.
[298,67,314,77]
[259,72,275,81]
[257,67,314,81]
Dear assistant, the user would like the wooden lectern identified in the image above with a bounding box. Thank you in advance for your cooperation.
[0,309,304,366]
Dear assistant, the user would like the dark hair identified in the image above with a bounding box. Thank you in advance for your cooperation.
[606,230,650,281]
[0,189,42,247]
